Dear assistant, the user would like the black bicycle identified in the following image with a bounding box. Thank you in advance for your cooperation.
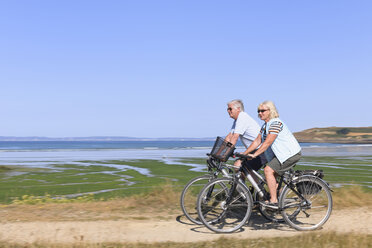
[180,137,236,224]
[196,153,333,233]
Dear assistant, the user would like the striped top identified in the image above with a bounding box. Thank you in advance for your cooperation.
[261,118,301,164]
[260,121,283,138]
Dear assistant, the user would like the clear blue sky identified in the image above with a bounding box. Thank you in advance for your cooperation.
[1,1,371,138]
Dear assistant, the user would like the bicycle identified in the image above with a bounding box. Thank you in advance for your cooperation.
[196,153,333,233]
[180,137,236,225]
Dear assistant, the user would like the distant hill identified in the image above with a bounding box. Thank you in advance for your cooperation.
[293,127,372,144]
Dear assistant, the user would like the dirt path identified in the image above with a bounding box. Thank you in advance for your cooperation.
[0,208,371,244]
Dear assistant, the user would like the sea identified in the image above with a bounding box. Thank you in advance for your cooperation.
[1,141,372,166]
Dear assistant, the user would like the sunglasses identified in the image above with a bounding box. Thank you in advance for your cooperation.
[257,109,269,113]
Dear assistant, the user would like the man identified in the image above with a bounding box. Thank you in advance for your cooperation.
[224,99,263,171]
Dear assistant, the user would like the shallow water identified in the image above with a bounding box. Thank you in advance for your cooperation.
[1,144,372,170]
[1,143,371,189]
[1,144,371,160]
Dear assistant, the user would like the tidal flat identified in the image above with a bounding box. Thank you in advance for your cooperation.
[0,156,371,204]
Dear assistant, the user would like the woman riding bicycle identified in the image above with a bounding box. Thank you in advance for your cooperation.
[242,100,301,207]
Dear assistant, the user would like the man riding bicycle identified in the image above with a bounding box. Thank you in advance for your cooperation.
[224,99,267,173]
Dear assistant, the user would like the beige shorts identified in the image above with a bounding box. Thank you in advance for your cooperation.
[266,152,301,175]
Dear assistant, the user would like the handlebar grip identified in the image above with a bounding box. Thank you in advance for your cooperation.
[234,152,251,159]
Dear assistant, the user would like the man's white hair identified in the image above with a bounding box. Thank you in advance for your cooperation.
[227,99,244,112]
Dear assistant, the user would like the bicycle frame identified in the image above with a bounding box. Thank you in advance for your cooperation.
[239,164,310,209]
[240,166,266,198]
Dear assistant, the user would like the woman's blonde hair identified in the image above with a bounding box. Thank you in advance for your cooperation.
[258,100,279,119]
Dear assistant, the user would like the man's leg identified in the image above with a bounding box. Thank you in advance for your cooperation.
[233,159,242,172]
[246,156,264,183]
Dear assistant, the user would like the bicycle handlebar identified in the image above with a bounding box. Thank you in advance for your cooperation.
[234,152,252,160]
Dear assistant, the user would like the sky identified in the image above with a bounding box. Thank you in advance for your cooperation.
[1,0,371,138]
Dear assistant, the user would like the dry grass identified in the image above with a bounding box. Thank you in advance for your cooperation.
[332,185,372,209]
[0,184,370,222]
[0,232,370,248]
[0,184,181,222]
[120,183,181,209]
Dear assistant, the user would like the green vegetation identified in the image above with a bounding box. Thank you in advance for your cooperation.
[0,159,204,204]
[0,232,370,248]
[0,155,371,204]
[297,156,372,190]
[336,128,350,135]
[0,165,12,171]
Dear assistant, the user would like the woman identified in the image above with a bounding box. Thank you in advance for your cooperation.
[243,101,301,207]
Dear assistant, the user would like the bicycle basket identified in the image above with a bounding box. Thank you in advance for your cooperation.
[295,170,324,195]
[210,136,235,162]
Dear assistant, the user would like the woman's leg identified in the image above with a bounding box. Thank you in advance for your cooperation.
[264,165,278,203]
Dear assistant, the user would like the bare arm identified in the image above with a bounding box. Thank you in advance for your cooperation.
[225,133,232,142]
[225,133,239,146]
[242,134,262,155]
[249,133,277,158]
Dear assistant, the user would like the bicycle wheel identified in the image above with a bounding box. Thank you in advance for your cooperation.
[180,175,214,224]
[279,176,332,231]
[196,177,253,233]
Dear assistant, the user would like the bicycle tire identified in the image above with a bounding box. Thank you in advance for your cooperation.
[196,177,253,233]
[279,176,332,231]
[180,175,215,224]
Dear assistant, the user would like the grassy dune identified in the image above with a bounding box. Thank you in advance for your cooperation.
[2,183,370,222]
[294,126,372,143]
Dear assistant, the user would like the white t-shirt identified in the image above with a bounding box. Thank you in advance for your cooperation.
[230,112,260,148]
